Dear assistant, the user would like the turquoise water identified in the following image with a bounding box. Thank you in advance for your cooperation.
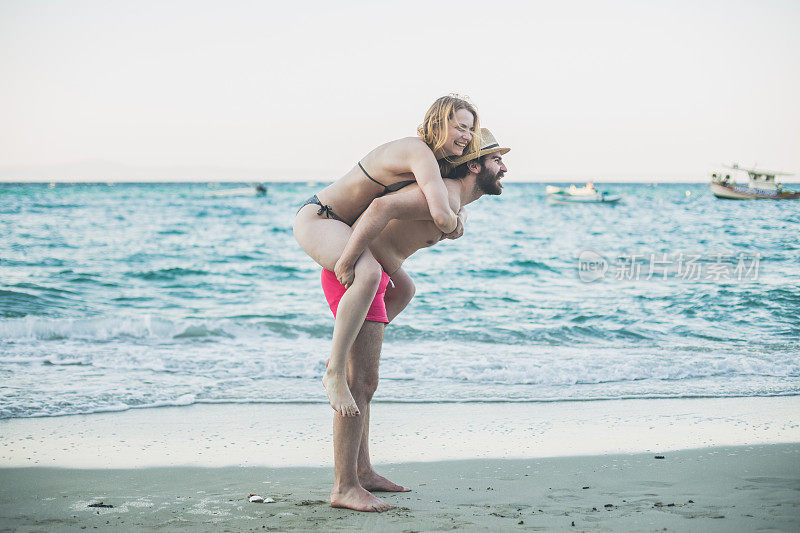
[1,182,798,418]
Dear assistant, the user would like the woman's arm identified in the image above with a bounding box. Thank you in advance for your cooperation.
[334,187,447,287]
[408,146,458,234]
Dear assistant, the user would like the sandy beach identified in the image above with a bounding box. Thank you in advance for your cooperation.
[1,397,799,531]
[1,445,798,531]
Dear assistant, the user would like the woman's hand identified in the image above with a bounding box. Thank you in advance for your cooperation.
[334,257,356,289]
[442,208,467,240]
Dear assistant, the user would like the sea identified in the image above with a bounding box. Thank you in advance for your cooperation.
[1,182,798,419]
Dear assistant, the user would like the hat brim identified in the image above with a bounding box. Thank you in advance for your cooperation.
[448,147,510,166]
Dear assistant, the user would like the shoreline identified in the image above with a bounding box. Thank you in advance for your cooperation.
[2,396,798,469]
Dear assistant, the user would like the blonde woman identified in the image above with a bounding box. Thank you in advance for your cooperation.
[293,95,479,417]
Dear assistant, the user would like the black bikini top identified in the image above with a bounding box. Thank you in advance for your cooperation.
[358,162,415,197]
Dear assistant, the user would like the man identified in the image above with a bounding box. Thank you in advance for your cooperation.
[321,129,510,512]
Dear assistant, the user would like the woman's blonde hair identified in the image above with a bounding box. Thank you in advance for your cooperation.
[417,94,480,171]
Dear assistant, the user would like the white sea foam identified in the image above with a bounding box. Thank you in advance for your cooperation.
[2,337,798,419]
[0,316,280,343]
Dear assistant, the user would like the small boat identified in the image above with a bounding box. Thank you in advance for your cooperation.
[546,183,622,204]
[205,183,267,198]
[710,164,799,200]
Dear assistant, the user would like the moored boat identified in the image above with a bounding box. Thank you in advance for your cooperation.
[205,183,267,198]
[546,183,622,204]
[710,164,799,200]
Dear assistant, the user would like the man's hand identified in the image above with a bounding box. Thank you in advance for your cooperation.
[334,256,355,288]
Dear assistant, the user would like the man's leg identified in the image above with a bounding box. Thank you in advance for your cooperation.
[330,321,392,511]
[355,269,413,492]
[384,267,415,324]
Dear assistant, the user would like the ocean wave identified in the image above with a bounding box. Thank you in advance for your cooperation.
[0,257,66,267]
[386,323,657,345]
[129,267,211,280]
[42,359,91,366]
[0,289,72,318]
[508,259,560,272]
[378,349,800,386]
[5,331,796,387]
[0,316,176,341]
[173,325,233,339]
[0,315,330,343]
[0,310,791,348]
[11,282,78,295]
[3,390,799,420]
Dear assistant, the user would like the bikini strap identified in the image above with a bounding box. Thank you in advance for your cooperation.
[382,180,415,194]
[358,161,387,189]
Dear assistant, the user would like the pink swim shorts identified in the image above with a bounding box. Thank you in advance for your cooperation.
[320,269,390,324]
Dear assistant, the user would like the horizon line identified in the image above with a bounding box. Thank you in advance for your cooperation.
[4,177,800,184]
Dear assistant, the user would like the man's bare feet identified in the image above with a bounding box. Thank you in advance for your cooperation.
[330,485,392,512]
[359,469,411,492]
[322,368,360,417]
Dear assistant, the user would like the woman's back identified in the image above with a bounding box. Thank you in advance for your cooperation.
[316,137,427,225]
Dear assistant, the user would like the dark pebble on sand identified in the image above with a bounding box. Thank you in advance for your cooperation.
[604,504,613,508]
[88,502,113,508]
[654,455,665,459]
[592,507,597,511]
[688,500,694,503]
[582,486,589,489]
[571,521,575,526]
[518,520,524,524]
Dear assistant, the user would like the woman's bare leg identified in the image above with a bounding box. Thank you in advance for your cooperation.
[323,253,382,416]
[293,207,382,416]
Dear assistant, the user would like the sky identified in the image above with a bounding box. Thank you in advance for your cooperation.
[1,0,798,182]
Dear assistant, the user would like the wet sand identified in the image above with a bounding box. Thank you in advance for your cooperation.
[0,445,798,531]
[1,398,799,531]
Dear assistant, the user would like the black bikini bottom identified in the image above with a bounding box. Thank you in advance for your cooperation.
[298,195,350,225]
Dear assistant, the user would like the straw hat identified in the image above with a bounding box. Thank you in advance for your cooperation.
[449,128,510,165]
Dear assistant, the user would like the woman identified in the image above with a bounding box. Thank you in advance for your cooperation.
[293,95,479,417]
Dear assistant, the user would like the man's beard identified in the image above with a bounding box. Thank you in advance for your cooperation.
[476,166,503,195]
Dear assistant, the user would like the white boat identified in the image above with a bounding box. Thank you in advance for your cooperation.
[710,164,799,200]
[546,184,622,204]
[205,184,267,198]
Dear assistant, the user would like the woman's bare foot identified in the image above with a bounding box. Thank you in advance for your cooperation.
[330,485,392,512]
[359,469,411,492]
[322,368,360,417]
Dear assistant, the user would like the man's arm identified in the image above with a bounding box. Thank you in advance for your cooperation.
[334,185,461,287]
